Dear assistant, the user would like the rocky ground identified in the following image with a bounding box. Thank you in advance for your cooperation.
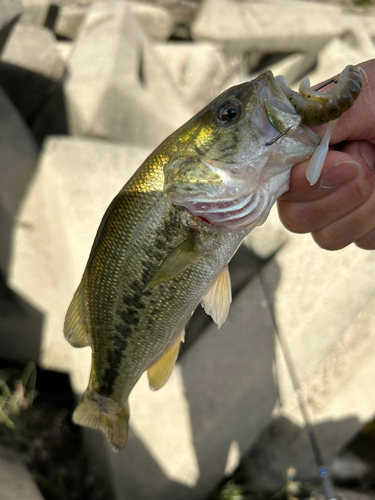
[1,0,375,499]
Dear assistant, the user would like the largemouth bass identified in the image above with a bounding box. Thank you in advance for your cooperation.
[64,66,361,451]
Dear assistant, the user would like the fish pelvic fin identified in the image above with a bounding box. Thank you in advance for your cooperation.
[200,264,232,328]
[147,329,185,391]
[64,282,91,348]
[144,236,203,291]
[73,390,129,452]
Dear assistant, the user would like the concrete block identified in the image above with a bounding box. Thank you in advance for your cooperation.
[55,40,73,72]
[141,0,199,39]
[256,52,317,88]
[0,86,38,274]
[0,0,23,54]
[192,0,343,53]
[128,1,174,41]
[235,291,375,488]
[302,18,375,87]
[20,0,59,27]
[243,206,289,259]
[153,42,229,111]
[7,137,151,390]
[0,24,60,122]
[268,234,375,404]
[63,1,190,147]
[0,445,44,500]
[54,4,86,40]
[1,24,60,80]
[233,234,375,487]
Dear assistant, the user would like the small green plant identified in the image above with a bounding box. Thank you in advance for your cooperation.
[212,481,245,500]
[0,361,37,429]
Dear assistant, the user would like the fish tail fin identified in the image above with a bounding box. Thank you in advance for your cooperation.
[73,390,129,452]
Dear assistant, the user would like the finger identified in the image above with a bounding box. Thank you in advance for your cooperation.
[278,141,375,233]
[355,227,375,250]
[280,150,361,202]
[312,186,375,250]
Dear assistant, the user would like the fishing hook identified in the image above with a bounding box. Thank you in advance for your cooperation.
[265,126,293,146]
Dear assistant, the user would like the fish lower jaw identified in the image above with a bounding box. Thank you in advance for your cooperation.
[176,188,272,231]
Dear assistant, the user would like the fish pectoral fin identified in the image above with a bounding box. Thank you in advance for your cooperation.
[144,236,202,291]
[200,264,232,328]
[147,329,185,391]
[64,283,91,347]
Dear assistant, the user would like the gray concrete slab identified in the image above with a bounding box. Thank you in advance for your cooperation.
[0,86,38,274]
[20,0,59,27]
[153,42,229,111]
[0,444,45,500]
[192,0,343,53]
[0,0,23,54]
[54,4,86,40]
[1,24,60,80]
[63,1,190,148]
[128,1,174,41]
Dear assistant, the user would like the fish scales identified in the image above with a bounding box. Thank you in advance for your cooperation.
[65,66,362,451]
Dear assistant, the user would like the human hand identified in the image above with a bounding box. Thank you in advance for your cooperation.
[277,59,375,250]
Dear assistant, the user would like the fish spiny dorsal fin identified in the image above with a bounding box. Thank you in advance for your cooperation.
[64,281,91,347]
[144,236,202,291]
[147,329,185,391]
[200,264,232,328]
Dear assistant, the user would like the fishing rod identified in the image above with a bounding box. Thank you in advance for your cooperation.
[254,256,339,500]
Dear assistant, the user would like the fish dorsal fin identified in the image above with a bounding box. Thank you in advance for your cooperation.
[64,282,91,347]
[200,264,232,328]
[147,329,185,391]
[145,236,202,291]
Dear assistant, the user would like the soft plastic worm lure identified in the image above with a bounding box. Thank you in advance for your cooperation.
[279,65,362,126]
[276,65,362,185]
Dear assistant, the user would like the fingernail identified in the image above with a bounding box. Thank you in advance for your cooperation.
[359,141,375,170]
[320,161,361,188]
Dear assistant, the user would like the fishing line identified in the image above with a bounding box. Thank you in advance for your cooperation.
[254,256,339,500]
[312,78,338,92]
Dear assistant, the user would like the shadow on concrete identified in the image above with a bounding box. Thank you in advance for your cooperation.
[0,86,45,363]
[0,271,43,363]
[32,76,69,146]
[233,414,361,494]
[0,62,57,126]
[88,247,366,500]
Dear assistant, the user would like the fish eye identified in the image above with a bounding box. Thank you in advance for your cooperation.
[217,101,241,124]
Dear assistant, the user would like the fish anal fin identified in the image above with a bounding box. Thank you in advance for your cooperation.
[145,237,202,291]
[200,264,232,328]
[147,329,185,391]
[73,390,129,452]
[64,283,91,347]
